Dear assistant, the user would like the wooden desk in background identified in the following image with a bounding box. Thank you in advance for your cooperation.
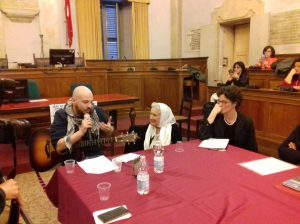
[207,86,300,157]
[248,69,283,89]
[0,57,208,115]
[0,94,139,129]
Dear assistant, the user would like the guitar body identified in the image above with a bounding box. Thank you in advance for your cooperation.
[29,128,138,172]
[29,129,62,172]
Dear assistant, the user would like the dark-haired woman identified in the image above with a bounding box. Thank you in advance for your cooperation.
[226,61,249,87]
[278,125,300,165]
[199,85,258,152]
[281,57,300,91]
[257,45,277,70]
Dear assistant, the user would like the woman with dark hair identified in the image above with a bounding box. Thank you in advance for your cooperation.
[199,85,258,152]
[278,125,300,165]
[281,57,300,91]
[257,45,277,70]
[226,61,249,87]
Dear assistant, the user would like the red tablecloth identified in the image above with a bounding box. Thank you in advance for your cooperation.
[46,140,300,224]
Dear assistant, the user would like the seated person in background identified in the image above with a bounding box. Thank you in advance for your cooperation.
[124,102,181,153]
[281,58,300,91]
[256,45,277,70]
[225,61,249,87]
[278,125,300,165]
[199,85,258,152]
[50,86,114,161]
[0,170,21,214]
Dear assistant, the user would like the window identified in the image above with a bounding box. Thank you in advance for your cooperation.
[101,1,120,59]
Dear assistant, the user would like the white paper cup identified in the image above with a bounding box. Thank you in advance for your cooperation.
[64,159,75,174]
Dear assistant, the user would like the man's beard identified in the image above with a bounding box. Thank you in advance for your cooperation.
[73,104,85,117]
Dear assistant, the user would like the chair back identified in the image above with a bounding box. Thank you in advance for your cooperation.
[124,124,148,153]
[49,104,66,123]
[179,97,193,119]
[33,54,51,67]
[0,54,8,69]
[28,80,41,99]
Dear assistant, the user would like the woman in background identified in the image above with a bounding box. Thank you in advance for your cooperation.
[225,61,249,87]
[257,45,277,70]
[278,125,300,165]
[199,85,257,152]
[281,57,300,91]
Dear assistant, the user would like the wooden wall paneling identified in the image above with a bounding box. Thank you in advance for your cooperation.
[119,77,143,109]
[77,73,107,95]
[143,76,162,109]
[266,103,300,137]
[107,77,121,94]
[239,99,264,132]
[269,80,282,89]
[107,72,143,110]
[248,70,283,88]
[161,78,178,113]
[47,76,78,97]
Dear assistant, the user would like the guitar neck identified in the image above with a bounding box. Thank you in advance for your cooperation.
[74,136,116,149]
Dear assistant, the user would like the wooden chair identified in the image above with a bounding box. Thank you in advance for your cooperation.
[33,54,51,67]
[174,97,193,140]
[0,54,8,69]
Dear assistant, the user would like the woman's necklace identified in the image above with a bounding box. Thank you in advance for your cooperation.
[224,112,237,126]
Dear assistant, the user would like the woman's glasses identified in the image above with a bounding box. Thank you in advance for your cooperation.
[217,99,230,105]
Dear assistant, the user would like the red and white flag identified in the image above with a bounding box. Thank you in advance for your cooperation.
[65,0,73,47]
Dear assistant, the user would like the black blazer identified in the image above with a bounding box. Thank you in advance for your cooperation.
[278,125,300,164]
[124,123,182,153]
[199,112,258,152]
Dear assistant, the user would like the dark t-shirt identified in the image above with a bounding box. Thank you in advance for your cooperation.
[50,107,107,160]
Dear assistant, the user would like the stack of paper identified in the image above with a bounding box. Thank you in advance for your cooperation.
[78,156,118,174]
[113,153,140,163]
[239,157,297,175]
[198,138,229,151]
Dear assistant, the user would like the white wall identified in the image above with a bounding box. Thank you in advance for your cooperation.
[263,0,300,13]
[148,0,171,59]
[0,0,79,66]
[181,0,224,58]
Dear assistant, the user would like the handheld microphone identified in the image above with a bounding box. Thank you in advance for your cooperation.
[84,113,92,141]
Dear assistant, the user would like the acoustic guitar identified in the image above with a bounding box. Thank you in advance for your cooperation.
[29,129,138,172]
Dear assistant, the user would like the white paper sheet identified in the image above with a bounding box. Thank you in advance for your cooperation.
[113,153,140,163]
[93,205,131,224]
[29,98,48,102]
[78,156,118,174]
[199,138,229,150]
[239,157,297,176]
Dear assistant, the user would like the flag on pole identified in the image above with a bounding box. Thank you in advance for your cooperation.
[65,0,73,47]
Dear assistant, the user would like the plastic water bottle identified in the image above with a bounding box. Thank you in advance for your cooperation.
[153,135,164,173]
[137,156,149,195]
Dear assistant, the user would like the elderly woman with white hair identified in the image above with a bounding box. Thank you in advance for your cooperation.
[124,102,181,153]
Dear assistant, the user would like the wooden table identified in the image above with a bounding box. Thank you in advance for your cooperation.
[0,93,139,129]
